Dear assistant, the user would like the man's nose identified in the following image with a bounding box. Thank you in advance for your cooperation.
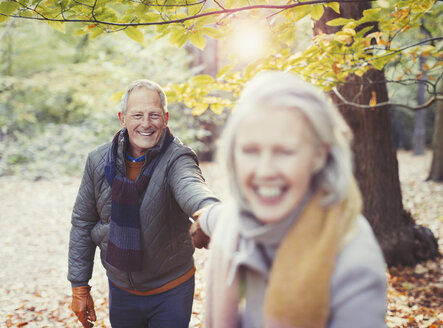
[141,116,151,126]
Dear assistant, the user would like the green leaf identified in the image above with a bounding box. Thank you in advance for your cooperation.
[372,56,388,71]
[0,15,8,23]
[194,14,219,26]
[355,25,374,38]
[141,12,162,23]
[134,3,149,16]
[0,0,20,15]
[189,31,206,50]
[73,28,89,36]
[297,6,312,21]
[124,27,144,44]
[310,5,324,20]
[18,10,33,18]
[188,3,203,16]
[362,7,381,21]
[90,27,104,39]
[199,26,225,39]
[169,28,187,45]
[46,21,66,33]
[326,17,353,26]
[421,45,435,56]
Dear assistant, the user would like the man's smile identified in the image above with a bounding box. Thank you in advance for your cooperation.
[138,131,154,136]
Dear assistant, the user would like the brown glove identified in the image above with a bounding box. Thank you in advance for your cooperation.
[190,218,210,249]
[72,285,96,328]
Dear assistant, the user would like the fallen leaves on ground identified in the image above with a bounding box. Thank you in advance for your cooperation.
[0,150,441,327]
[385,151,443,328]
[387,259,442,328]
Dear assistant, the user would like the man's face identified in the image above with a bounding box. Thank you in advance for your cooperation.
[118,87,169,158]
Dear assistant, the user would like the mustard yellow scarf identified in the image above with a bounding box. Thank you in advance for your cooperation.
[205,179,362,328]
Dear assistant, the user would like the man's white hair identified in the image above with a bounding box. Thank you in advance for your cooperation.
[120,79,168,114]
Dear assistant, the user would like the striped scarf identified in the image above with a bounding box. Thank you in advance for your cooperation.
[104,128,174,272]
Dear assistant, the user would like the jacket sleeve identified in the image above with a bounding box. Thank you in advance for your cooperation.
[168,151,219,217]
[68,153,100,287]
[328,216,387,328]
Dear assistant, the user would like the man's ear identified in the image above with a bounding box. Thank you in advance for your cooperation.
[164,112,169,126]
[118,112,126,128]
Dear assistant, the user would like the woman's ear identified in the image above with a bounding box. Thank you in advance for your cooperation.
[313,144,329,173]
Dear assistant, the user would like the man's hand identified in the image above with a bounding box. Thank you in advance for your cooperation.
[72,285,96,328]
[190,207,211,249]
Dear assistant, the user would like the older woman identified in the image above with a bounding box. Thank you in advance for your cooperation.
[192,71,387,328]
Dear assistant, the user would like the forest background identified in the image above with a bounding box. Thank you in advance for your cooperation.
[0,0,442,327]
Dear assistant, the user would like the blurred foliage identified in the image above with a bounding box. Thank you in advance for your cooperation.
[384,2,443,149]
[0,0,442,178]
[163,0,442,113]
[0,21,224,179]
[0,0,441,112]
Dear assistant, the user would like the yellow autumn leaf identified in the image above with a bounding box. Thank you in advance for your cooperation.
[192,103,209,116]
[191,74,215,87]
[217,65,234,79]
[46,21,65,33]
[0,0,20,15]
[169,28,188,46]
[110,90,125,102]
[369,91,377,108]
[310,5,324,20]
[124,27,144,45]
[141,12,162,23]
[210,103,224,115]
[189,30,206,50]
[188,2,203,16]
[421,45,435,56]
[334,34,353,45]
[326,17,352,26]
[327,2,340,14]
[199,27,226,40]
[90,27,104,39]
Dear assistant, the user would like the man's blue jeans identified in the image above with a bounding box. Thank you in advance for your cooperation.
[108,276,195,328]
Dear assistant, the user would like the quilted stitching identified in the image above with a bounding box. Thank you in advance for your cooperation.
[68,138,219,290]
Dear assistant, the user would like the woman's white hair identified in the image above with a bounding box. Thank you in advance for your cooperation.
[218,71,353,207]
[120,79,168,114]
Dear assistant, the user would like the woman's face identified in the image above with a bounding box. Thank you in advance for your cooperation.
[233,106,327,224]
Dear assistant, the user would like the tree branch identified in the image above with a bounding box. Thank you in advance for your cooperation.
[332,86,443,111]
[1,0,376,27]
[367,37,443,62]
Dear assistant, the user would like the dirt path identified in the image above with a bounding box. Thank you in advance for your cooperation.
[0,150,441,327]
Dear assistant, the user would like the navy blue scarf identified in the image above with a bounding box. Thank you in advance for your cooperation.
[104,128,174,272]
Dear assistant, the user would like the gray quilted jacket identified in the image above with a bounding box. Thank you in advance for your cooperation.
[68,129,219,291]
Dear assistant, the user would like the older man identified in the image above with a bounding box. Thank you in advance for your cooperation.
[68,79,219,328]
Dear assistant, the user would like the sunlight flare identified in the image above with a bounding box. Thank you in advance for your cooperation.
[226,19,271,62]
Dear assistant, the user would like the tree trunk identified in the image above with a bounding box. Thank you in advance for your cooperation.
[428,82,443,181]
[313,3,439,266]
[413,56,427,156]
